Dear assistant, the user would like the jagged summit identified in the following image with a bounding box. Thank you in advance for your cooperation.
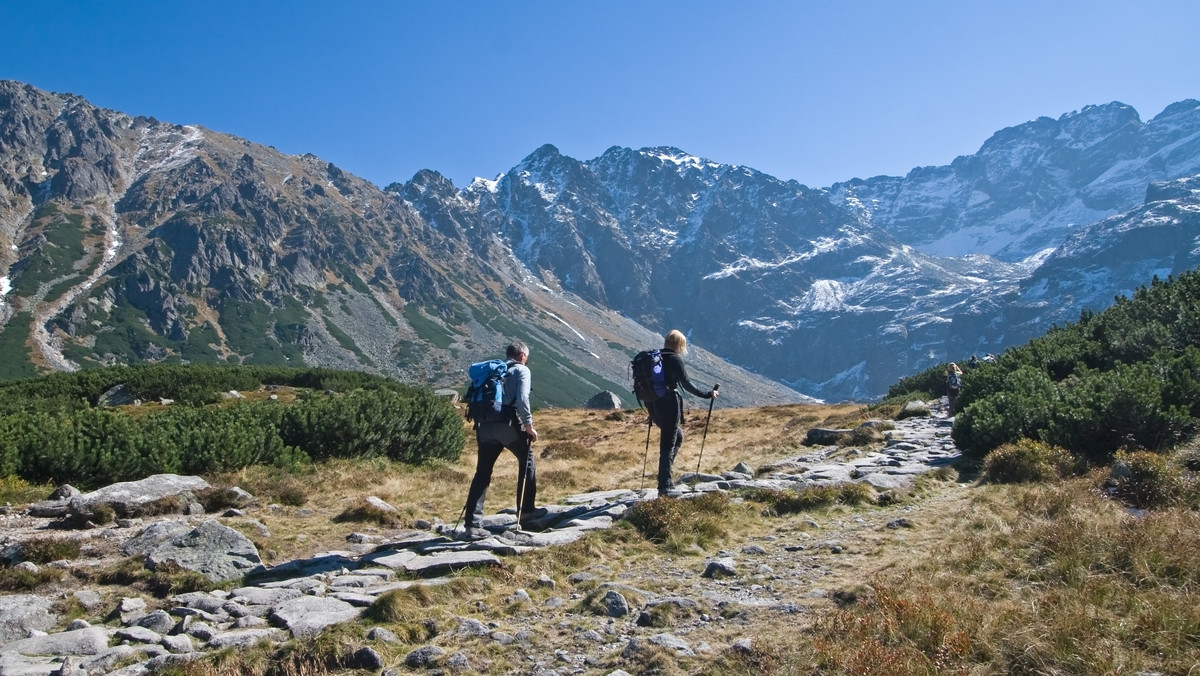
[2,80,1198,401]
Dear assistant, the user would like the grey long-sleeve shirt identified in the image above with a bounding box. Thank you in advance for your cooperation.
[502,362,534,428]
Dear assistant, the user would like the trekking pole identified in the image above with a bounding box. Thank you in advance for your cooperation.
[515,472,528,531]
[515,431,533,529]
[695,384,719,474]
[451,503,467,535]
[639,414,652,490]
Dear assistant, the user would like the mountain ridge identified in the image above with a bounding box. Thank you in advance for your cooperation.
[0,80,807,408]
[2,79,1198,402]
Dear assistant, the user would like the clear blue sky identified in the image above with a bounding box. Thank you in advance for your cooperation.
[4,1,1198,190]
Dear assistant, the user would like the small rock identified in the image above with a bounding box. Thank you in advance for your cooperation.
[367,626,399,643]
[160,634,195,654]
[353,646,384,670]
[405,645,447,668]
[115,625,162,644]
[702,558,737,579]
[137,610,176,634]
[365,496,398,513]
[445,651,471,671]
[600,590,629,617]
[458,618,489,636]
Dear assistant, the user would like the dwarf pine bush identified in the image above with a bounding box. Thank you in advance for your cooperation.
[953,271,1200,460]
[982,439,1077,484]
[1112,450,1182,509]
[0,365,464,489]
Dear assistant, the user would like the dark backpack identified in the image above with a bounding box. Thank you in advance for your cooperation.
[465,359,510,425]
[631,350,669,408]
[947,371,962,390]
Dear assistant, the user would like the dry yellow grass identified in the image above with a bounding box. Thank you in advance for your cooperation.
[127,402,1200,675]
[210,402,874,563]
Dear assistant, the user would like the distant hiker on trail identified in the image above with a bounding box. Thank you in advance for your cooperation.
[646,330,717,494]
[946,362,964,414]
[461,341,543,541]
[968,354,980,369]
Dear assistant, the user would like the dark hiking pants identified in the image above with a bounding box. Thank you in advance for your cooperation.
[463,421,536,528]
[650,392,683,493]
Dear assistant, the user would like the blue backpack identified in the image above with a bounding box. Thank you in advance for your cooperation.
[631,349,669,408]
[466,359,511,425]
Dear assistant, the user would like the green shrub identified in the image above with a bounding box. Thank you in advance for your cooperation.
[273,477,310,507]
[0,566,65,591]
[196,487,249,513]
[1181,448,1200,472]
[624,492,731,547]
[0,475,52,505]
[0,365,461,488]
[749,482,874,515]
[1112,451,1182,509]
[333,497,403,526]
[837,482,876,505]
[951,272,1200,459]
[19,537,82,564]
[279,388,462,464]
[953,366,1057,459]
[982,439,1077,484]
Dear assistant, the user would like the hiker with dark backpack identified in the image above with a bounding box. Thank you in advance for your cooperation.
[460,341,543,540]
[633,329,717,495]
[945,362,964,414]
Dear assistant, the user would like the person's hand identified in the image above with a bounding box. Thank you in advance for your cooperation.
[709,389,719,399]
[526,426,538,443]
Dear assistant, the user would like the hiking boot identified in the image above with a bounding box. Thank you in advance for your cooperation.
[519,507,551,531]
[459,527,491,542]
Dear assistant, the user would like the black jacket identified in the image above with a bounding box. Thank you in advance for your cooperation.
[659,349,713,399]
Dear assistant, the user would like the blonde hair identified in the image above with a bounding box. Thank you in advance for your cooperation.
[664,329,687,354]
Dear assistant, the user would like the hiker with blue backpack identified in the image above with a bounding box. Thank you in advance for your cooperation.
[460,341,543,540]
[633,330,718,495]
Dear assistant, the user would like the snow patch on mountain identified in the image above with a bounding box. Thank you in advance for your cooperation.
[138,125,205,174]
[468,176,501,193]
[705,253,810,280]
[644,147,720,171]
[544,310,590,343]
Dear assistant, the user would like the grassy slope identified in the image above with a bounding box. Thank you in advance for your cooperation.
[3,402,1197,675]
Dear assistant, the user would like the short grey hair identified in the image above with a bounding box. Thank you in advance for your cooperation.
[506,341,529,360]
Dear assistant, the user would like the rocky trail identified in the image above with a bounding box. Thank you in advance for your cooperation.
[0,402,966,675]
